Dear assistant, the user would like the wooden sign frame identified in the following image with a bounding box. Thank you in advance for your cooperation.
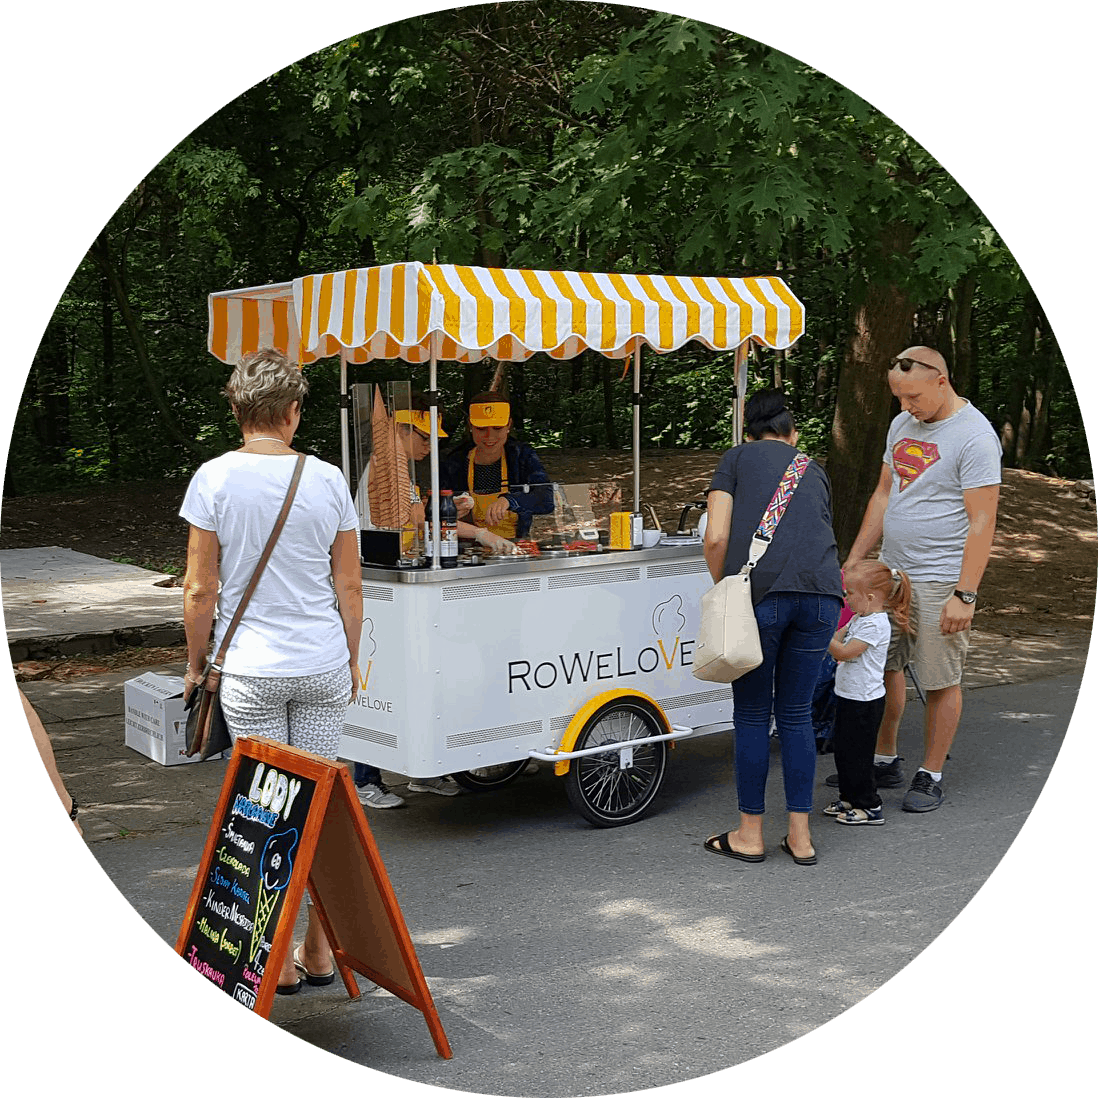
[176,735,452,1059]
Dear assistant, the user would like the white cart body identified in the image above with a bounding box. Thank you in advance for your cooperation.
[339,545,732,777]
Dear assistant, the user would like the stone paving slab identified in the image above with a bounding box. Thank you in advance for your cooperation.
[1,546,184,659]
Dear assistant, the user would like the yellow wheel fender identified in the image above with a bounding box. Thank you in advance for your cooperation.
[553,688,672,776]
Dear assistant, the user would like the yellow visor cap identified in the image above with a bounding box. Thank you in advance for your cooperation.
[469,400,510,428]
[395,409,447,437]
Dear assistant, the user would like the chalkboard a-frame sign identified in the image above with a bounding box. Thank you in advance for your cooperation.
[175,735,451,1059]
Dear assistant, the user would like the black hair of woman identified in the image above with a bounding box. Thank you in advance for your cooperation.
[744,387,796,440]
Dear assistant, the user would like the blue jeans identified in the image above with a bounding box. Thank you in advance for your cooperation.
[353,763,382,787]
[731,592,842,814]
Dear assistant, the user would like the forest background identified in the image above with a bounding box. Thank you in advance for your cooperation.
[6,1,1088,554]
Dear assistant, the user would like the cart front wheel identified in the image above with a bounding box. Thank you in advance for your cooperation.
[564,698,668,827]
[451,761,528,792]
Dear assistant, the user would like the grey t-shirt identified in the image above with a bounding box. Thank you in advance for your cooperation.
[880,401,1002,583]
[708,439,843,605]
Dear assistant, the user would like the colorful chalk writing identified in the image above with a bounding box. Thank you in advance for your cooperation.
[178,757,315,1010]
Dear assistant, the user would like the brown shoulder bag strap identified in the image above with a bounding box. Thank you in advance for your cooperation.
[206,454,307,682]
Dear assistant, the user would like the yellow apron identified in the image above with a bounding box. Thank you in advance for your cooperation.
[469,451,518,539]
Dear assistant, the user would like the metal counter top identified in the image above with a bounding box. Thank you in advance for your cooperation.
[359,539,704,583]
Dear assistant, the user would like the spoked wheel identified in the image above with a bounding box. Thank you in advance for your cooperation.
[564,697,668,827]
[451,760,528,792]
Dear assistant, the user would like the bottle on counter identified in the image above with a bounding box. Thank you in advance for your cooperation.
[439,489,459,568]
[422,490,433,565]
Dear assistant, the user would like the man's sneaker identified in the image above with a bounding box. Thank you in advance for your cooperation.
[836,804,885,826]
[822,799,852,817]
[357,782,406,809]
[407,776,461,797]
[902,770,943,813]
[825,756,905,788]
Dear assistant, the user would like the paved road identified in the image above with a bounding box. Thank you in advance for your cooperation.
[11,659,1091,1096]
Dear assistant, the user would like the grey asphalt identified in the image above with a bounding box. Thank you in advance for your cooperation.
[23,658,1080,1096]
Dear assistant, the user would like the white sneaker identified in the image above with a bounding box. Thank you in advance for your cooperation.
[357,782,406,809]
[407,776,460,796]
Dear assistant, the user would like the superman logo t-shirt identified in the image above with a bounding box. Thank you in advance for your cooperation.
[880,404,1002,582]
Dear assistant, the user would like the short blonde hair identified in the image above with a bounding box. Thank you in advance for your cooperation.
[222,348,309,430]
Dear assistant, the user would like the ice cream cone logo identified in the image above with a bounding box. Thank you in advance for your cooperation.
[249,827,299,963]
[359,618,377,690]
[651,595,686,669]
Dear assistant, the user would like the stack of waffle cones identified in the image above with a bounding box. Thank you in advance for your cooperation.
[367,386,413,530]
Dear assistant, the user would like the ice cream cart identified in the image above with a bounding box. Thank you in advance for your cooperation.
[207,262,804,825]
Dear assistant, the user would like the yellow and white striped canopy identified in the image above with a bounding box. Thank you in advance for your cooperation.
[208,262,804,366]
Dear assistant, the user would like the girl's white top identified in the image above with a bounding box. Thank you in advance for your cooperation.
[834,610,892,702]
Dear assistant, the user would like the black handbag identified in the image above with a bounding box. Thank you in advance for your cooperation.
[184,454,306,759]
[183,671,231,761]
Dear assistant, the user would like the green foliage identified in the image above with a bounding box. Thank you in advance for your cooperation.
[8,0,1088,497]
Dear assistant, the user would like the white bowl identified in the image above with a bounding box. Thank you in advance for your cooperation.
[641,529,664,548]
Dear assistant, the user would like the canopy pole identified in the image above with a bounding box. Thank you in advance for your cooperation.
[733,342,749,447]
[632,344,642,511]
[428,336,442,570]
[340,349,351,487]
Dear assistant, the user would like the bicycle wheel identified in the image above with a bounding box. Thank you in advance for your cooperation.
[563,697,668,827]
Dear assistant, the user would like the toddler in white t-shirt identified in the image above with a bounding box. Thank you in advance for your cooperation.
[824,561,913,825]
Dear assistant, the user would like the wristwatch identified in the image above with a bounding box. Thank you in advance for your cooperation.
[954,589,977,605]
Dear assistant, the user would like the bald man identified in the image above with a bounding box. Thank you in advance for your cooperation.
[840,346,1001,812]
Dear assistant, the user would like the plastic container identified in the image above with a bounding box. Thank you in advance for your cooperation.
[401,486,423,563]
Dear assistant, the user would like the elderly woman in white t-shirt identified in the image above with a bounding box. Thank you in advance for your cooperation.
[180,347,362,995]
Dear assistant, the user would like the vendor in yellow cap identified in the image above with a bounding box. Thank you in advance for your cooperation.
[441,390,554,540]
[357,392,515,551]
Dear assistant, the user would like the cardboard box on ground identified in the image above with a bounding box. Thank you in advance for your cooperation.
[124,673,222,765]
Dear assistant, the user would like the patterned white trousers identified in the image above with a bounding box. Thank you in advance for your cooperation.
[219,665,351,760]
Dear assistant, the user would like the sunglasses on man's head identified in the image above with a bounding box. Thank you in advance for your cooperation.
[890,356,942,375]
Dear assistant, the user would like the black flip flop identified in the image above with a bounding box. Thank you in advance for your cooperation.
[780,836,817,866]
[704,832,765,863]
[294,946,336,986]
[275,978,302,995]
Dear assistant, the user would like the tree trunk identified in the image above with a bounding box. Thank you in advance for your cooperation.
[101,275,119,478]
[828,255,917,555]
[89,232,207,460]
[784,350,801,412]
[950,271,976,396]
[1000,290,1039,466]
[1016,381,1034,465]
[999,374,1026,467]
[602,359,619,448]
[31,322,73,462]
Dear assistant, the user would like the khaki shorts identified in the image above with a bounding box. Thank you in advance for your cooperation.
[885,579,970,691]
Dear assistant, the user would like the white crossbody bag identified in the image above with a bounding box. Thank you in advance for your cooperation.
[692,453,810,683]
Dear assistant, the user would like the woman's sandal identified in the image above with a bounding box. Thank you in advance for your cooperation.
[294,945,336,986]
[704,831,765,863]
[780,835,817,866]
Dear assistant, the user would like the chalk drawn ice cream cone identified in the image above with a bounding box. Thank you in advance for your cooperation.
[249,827,299,963]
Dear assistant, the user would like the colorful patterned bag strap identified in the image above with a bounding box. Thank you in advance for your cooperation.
[740,452,810,574]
